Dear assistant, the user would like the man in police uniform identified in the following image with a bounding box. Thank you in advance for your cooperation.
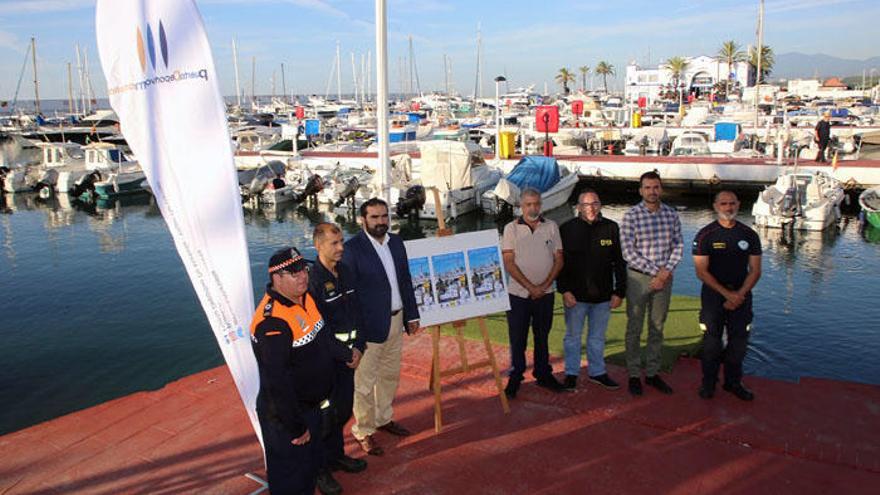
[309,223,368,495]
[250,247,353,494]
[692,191,762,401]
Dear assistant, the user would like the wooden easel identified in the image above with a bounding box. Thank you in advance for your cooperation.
[426,188,510,433]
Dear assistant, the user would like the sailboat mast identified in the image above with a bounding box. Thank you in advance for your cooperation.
[351,53,358,105]
[754,0,764,136]
[281,63,287,103]
[336,41,342,101]
[444,54,449,96]
[75,44,84,115]
[251,56,256,107]
[31,37,41,115]
[473,23,481,110]
[67,62,74,114]
[232,38,242,108]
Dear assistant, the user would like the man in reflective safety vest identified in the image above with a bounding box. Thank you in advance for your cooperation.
[251,246,352,494]
[309,223,368,494]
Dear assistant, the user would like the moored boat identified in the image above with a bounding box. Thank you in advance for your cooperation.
[481,155,578,216]
[858,186,880,229]
[752,170,844,231]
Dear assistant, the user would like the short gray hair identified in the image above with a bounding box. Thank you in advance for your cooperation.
[520,188,541,201]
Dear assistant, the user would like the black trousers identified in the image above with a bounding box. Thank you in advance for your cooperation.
[700,293,753,388]
[259,407,323,495]
[815,140,829,162]
[323,364,354,466]
[506,293,555,381]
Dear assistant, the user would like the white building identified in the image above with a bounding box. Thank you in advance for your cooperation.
[624,55,752,105]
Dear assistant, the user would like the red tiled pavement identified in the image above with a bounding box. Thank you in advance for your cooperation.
[2,333,878,494]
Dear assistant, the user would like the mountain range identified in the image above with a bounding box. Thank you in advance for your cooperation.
[773,53,880,80]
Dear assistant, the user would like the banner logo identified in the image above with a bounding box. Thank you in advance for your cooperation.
[136,21,169,74]
[109,19,206,96]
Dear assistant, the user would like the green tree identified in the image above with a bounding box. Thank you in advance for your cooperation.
[717,40,745,95]
[555,67,575,95]
[595,61,615,93]
[578,65,590,92]
[665,56,689,106]
[748,45,775,84]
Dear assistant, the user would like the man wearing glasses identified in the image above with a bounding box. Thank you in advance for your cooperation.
[250,247,353,494]
[558,189,627,390]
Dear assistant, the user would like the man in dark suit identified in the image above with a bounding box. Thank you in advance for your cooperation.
[343,197,421,456]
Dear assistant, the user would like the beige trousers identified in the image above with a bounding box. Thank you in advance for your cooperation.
[351,311,404,439]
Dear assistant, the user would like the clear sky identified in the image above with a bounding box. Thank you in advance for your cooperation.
[1,0,877,100]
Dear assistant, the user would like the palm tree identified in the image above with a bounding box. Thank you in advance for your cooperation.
[555,67,575,95]
[717,40,744,95]
[665,56,689,106]
[578,65,590,92]
[748,45,775,84]
[595,61,615,93]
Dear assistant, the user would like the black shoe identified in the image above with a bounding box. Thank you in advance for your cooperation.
[377,420,411,436]
[698,384,715,399]
[331,455,367,473]
[536,375,568,393]
[628,377,643,396]
[723,382,755,401]
[645,375,674,394]
[317,469,343,495]
[504,378,521,399]
[563,375,578,390]
[589,374,620,390]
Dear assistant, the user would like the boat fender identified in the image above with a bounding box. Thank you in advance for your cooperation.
[708,174,721,186]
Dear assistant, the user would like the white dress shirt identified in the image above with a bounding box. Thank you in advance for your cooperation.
[367,232,403,312]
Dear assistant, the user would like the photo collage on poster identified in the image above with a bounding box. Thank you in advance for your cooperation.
[405,230,510,327]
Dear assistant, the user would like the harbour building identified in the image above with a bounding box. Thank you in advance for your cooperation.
[624,55,753,105]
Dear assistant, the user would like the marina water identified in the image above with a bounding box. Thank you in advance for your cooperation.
[1,191,878,435]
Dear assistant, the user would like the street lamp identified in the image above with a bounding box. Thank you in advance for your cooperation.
[494,75,507,160]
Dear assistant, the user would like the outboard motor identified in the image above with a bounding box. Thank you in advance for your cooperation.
[246,175,269,197]
[293,174,324,204]
[34,168,59,197]
[0,166,10,192]
[71,170,103,200]
[396,184,426,218]
[333,176,360,207]
[780,185,801,218]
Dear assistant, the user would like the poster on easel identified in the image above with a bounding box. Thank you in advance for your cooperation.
[405,230,510,327]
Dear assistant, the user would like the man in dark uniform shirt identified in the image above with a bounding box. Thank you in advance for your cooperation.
[692,191,762,401]
[309,223,368,495]
[814,111,832,162]
[250,246,353,494]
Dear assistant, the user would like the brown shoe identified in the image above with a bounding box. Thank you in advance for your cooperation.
[356,435,384,456]
[377,420,411,436]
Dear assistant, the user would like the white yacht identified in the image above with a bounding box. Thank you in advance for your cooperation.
[752,170,844,231]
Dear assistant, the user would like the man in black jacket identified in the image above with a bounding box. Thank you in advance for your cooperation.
[309,223,368,495]
[814,111,832,162]
[558,189,627,390]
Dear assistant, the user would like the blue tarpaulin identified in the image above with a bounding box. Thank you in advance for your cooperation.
[304,119,321,136]
[714,122,740,141]
[505,156,560,194]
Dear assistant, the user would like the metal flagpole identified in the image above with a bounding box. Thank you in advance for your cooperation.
[376,0,390,201]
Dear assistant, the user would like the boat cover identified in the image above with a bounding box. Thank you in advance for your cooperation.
[418,140,478,191]
[505,155,560,194]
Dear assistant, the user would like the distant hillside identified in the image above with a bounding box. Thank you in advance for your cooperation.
[773,52,880,80]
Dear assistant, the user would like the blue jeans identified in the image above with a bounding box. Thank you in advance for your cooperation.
[563,301,612,377]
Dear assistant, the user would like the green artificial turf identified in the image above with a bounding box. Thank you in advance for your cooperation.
[438,293,703,373]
